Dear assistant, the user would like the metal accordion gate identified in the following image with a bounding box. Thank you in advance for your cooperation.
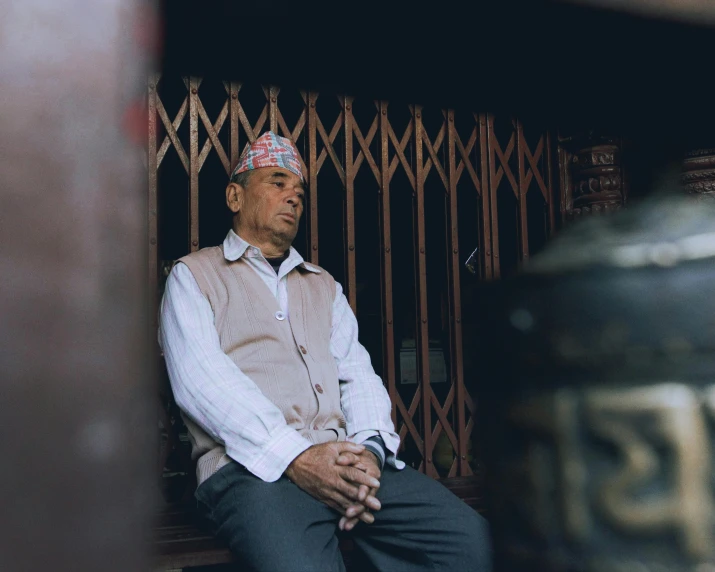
[149,76,556,497]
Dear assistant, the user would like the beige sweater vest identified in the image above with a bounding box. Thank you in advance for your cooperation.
[179,246,347,485]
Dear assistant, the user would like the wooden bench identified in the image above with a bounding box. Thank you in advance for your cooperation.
[154,474,485,571]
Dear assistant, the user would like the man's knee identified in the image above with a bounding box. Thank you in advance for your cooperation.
[432,499,492,568]
[463,510,492,566]
[242,543,344,572]
[422,506,492,570]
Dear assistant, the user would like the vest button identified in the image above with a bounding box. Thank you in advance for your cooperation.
[315,384,323,394]
[299,345,307,354]
[275,311,286,321]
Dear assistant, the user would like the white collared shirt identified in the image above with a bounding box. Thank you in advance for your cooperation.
[159,230,404,482]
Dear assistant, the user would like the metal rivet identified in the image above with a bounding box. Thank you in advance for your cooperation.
[449,117,453,122]
[231,94,237,100]
[191,88,197,94]
[416,113,421,118]
[427,458,432,463]
[346,105,351,110]
[456,318,461,323]
[382,110,386,115]
[494,253,499,258]
[461,455,466,460]
[310,103,315,108]
[422,318,427,323]
[349,245,355,251]
[271,97,276,102]
[420,247,425,253]
[150,238,156,245]
[486,251,491,255]
[387,319,392,324]
[192,240,198,247]
[385,247,391,253]
[453,248,458,253]
[312,245,318,250]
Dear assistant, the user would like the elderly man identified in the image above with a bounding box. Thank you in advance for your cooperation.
[159,131,491,571]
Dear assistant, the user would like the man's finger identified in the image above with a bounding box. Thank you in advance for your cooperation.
[344,502,373,522]
[340,466,380,489]
[344,518,357,531]
[364,493,381,511]
[334,480,362,505]
[348,511,374,530]
[357,484,368,502]
[345,503,364,518]
[336,452,362,466]
[334,442,365,455]
[326,496,352,514]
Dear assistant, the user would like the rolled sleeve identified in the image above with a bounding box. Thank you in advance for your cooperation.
[330,283,404,470]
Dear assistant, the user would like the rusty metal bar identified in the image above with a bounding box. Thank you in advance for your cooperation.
[486,114,501,278]
[189,76,200,252]
[413,105,435,477]
[516,119,529,262]
[379,100,398,425]
[477,113,493,280]
[557,132,573,224]
[148,74,159,322]
[229,81,240,170]
[343,96,357,313]
[446,109,469,476]
[197,94,230,174]
[268,85,278,133]
[307,91,319,264]
[546,130,556,234]
[156,86,189,172]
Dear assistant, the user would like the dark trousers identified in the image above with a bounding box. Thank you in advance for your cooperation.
[195,462,492,571]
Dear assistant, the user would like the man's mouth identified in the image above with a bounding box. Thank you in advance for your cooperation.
[278,212,295,222]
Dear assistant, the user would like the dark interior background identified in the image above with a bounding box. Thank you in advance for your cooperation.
[155,0,715,486]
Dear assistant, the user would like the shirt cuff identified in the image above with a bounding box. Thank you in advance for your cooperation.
[233,425,313,483]
[350,430,405,470]
[363,436,386,469]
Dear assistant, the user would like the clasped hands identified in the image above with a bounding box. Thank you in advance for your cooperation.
[284,442,382,532]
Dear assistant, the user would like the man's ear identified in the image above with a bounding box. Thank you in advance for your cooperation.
[226,182,243,214]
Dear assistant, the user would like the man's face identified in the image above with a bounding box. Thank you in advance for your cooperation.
[234,167,305,248]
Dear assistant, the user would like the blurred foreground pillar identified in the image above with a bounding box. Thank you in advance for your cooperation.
[478,194,715,571]
[0,1,155,570]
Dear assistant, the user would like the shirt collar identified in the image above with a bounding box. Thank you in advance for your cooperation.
[222,229,321,273]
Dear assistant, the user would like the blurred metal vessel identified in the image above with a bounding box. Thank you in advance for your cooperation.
[477,191,715,571]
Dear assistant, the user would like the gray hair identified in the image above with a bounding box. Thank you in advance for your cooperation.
[230,169,252,187]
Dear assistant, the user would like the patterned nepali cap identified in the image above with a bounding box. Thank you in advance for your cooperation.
[230,131,304,181]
